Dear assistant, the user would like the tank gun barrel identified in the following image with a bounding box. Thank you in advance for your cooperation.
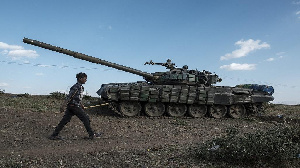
[23,38,154,79]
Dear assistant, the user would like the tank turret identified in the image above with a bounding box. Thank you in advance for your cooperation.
[144,59,222,86]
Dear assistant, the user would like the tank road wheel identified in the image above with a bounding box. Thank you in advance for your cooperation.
[245,104,258,115]
[255,103,264,114]
[209,105,227,119]
[247,103,264,115]
[118,101,141,117]
[144,102,165,117]
[188,105,207,118]
[228,104,246,118]
[166,104,187,117]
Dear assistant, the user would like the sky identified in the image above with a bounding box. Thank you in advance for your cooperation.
[0,0,300,105]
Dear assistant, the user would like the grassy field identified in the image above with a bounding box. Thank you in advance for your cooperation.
[0,93,299,167]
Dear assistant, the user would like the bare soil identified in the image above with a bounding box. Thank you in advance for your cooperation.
[0,95,299,167]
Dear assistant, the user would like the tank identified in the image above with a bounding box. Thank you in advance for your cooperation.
[23,38,274,118]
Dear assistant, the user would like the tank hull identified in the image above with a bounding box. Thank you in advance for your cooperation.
[97,83,274,118]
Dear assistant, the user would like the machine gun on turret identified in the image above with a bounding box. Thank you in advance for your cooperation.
[144,59,176,70]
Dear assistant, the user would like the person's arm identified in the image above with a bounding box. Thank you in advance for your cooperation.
[80,102,85,109]
[60,86,78,112]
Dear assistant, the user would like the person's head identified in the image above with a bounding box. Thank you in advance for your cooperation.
[76,72,87,84]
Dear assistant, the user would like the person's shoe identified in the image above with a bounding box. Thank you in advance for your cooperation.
[84,133,102,140]
[94,132,102,138]
[49,135,63,140]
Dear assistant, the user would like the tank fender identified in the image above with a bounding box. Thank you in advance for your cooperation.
[251,94,274,103]
[207,87,233,105]
[232,88,251,95]
[213,93,233,105]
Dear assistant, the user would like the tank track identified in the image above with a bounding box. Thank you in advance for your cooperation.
[105,100,265,119]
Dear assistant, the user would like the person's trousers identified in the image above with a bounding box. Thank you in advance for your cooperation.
[52,106,94,136]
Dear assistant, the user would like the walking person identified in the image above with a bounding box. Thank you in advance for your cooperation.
[49,72,99,140]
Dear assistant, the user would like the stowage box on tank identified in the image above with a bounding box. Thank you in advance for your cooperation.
[23,38,274,118]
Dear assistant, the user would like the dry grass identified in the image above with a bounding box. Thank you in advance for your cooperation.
[0,93,299,167]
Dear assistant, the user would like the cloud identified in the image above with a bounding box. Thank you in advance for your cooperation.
[0,42,39,60]
[220,39,270,60]
[292,1,300,5]
[266,54,284,62]
[1,50,8,55]
[265,54,284,62]
[35,73,44,76]
[0,82,9,87]
[220,63,256,71]
[23,60,31,64]
[0,42,23,50]
[7,49,39,59]
[276,52,285,56]
[266,58,274,62]
[36,64,50,67]
[296,11,300,18]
